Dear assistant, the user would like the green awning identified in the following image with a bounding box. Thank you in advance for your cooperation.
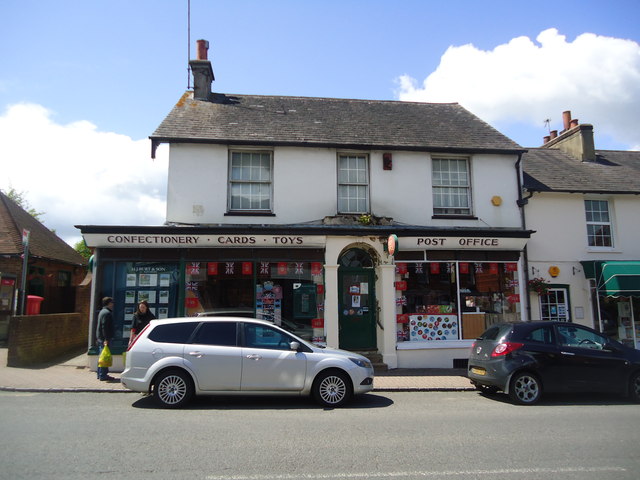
[581,260,640,297]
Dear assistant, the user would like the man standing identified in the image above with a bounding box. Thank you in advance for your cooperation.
[96,297,115,381]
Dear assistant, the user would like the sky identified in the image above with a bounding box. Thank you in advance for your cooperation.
[1,0,639,246]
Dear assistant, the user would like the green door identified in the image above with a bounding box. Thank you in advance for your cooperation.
[338,268,376,350]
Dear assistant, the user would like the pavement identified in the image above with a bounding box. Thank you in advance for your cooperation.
[0,348,475,393]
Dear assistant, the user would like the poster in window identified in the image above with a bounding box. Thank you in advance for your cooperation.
[360,283,369,294]
[125,291,136,304]
[159,273,171,287]
[352,295,361,308]
[159,290,170,304]
[138,290,157,304]
[158,307,169,319]
[139,273,158,287]
[126,274,137,287]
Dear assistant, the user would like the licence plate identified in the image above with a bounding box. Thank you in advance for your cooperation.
[471,367,486,376]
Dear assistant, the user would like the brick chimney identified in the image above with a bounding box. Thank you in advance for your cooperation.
[541,110,596,162]
[189,39,215,100]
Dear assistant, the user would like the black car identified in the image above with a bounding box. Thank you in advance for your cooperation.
[467,321,640,405]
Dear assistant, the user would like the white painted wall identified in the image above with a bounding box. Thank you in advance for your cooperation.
[166,144,523,228]
[525,192,640,327]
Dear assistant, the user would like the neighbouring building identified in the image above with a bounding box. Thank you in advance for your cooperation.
[523,110,640,348]
[78,41,534,368]
[0,191,87,341]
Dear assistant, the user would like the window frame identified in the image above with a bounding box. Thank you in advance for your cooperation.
[227,149,274,214]
[337,153,370,215]
[431,156,473,216]
[584,198,614,249]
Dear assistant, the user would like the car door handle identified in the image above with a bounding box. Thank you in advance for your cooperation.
[188,351,204,358]
[561,351,575,356]
[246,354,262,361]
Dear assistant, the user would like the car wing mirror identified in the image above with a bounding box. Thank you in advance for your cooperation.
[603,341,621,353]
[290,341,301,351]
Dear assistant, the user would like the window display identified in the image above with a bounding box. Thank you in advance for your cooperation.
[184,260,325,344]
[396,262,521,342]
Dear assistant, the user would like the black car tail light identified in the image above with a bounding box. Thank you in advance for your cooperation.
[491,342,524,357]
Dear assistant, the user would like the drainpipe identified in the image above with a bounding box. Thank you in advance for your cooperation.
[515,153,533,322]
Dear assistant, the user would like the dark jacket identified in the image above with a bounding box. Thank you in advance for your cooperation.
[97,306,114,344]
[132,310,156,334]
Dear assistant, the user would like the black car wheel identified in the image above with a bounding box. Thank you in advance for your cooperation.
[475,383,500,395]
[153,369,194,408]
[630,371,640,403]
[312,370,352,408]
[509,372,542,405]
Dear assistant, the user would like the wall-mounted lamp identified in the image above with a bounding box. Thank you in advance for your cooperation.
[572,266,581,275]
[531,266,539,276]
[383,153,392,170]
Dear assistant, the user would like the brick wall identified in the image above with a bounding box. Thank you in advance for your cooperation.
[7,312,90,367]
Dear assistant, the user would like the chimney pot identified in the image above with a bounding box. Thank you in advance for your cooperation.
[562,111,571,131]
[543,135,551,144]
[196,39,209,60]
[550,130,558,139]
[570,119,579,128]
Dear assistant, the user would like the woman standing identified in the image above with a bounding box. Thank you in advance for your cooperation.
[131,300,156,339]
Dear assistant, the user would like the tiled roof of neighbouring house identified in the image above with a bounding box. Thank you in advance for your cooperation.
[151,92,524,153]
[0,191,86,266]
[523,149,640,193]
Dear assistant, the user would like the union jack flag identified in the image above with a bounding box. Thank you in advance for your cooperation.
[225,262,235,274]
[186,282,199,291]
[186,262,200,275]
[295,263,304,274]
[260,262,270,274]
[396,296,407,306]
[475,263,484,273]
[414,263,424,274]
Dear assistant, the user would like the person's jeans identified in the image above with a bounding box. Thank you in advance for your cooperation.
[97,343,110,380]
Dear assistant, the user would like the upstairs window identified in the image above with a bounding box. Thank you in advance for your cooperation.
[432,157,471,215]
[338,154,369,214]
[228,151,272,212]
[585,199,613,247]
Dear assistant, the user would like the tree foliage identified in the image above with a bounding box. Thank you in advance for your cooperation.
[3,187,45,222]
[74,240,92,260]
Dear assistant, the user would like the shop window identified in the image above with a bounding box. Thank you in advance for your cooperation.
[432,157,471,216]
[338,154,369,214]
[185,261,325,345]
[539,288,570,322]
[397,262,521,343]
[228,151,273,212]
[584,199,613,247]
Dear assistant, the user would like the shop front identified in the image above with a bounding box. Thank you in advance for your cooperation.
[80,226,531,370]
[582,260,640,349]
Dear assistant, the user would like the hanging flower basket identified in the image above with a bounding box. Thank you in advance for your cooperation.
[528,277,550,295]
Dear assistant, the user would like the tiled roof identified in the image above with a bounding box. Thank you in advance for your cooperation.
[523,149,640,193]
[0,191,86,266]
[151,92,524,153]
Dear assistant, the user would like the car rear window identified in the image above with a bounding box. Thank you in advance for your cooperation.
[192,322,238,347]
[147,322,199,344]
[478,324,512,341]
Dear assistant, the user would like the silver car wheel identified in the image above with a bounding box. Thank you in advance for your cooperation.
[509,372,541,405]
[154,370,193,408]
[313,371,352,407]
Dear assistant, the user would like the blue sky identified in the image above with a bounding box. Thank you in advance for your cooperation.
[1,0,639,244]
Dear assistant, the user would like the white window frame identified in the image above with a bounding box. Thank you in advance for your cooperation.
[337,153,369,214]
[227,150,273,213]
[584,198,614,248]
[539,287,570,322]
[432,157,472,216]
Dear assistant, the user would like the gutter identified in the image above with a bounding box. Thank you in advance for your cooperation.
[516,152,533,322]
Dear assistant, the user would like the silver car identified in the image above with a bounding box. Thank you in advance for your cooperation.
[121,317,374,408]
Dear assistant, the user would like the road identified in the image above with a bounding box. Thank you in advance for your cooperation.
[0,390,638,480]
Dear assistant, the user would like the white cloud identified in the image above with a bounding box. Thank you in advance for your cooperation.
[396,28,640,149]
[0,103,168,245]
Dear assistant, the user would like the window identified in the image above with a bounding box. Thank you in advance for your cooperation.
[228,151,272,212]
[557,324,607,350]
[192,322,237,347]
[432,157,471,215]
[585,199,613,247]
[540,288,570,322]
[148,322,199,343]
[338,154,369,214]
[523,326,554,345]
[243,323,294,350]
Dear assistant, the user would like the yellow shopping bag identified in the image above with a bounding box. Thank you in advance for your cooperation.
[98,345,113,367]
